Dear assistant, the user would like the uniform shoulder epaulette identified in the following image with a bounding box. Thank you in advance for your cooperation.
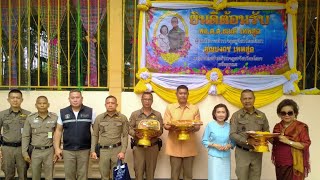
[49,112,58,116]
[28,112,37,117]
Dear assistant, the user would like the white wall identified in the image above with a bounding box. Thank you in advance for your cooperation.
[0,91,318,180]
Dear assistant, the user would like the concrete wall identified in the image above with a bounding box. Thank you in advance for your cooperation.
[0,91,318,180]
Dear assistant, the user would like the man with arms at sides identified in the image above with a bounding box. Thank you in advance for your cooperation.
[230,89,270,180]
[168,16,185,52]
[90,95,129,180]
[53,89,96,180]
[163,85,201,180]
[129,92,163,180]
[22,96,58,180]
[0,89,31,180]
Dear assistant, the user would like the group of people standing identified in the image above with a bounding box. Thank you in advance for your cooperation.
[202,89,311,180]
[0,86,311,180]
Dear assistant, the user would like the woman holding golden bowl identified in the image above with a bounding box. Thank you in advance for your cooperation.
[272,99,311,180]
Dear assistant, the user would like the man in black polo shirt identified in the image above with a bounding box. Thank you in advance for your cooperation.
[54,89,96,180]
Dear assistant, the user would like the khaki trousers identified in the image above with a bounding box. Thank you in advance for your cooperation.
[99,146,122,180]
[170,156,194,180]
[31,147,54,180]
[63,149,90,180]
[1,146,27,180]
[235,147,263,180]
[133,145,159,180]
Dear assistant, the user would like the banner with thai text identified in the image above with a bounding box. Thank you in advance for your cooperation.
[145,7,290,75]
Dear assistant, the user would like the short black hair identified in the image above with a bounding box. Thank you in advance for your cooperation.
[212,103,230,121]
[69,89,82,95]
[277,99,299,117]
[8,89,22,97]
[36,96,48,102]
[160,25,168,34]
[241,89,255,98]
[106,95,117,102]
[176,85,188,92]
[142,92,153,98]
[171,16,178,22]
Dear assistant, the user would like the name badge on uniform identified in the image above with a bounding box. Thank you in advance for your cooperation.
[48,132,53,139]
[34,118,39,123]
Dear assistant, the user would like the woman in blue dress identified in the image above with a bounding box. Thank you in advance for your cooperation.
[202,103,235,180]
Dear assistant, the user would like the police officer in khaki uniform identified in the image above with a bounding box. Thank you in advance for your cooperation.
[90,95,129,180]
[0,89,31,180]
[168,16,185,52]
[230,89,270,180]
[129,92,163,180]
[22,96,58,180]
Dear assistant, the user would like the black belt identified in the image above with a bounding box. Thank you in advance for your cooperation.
[2,141,21,147]
[100,142,121,149]
[137,141,158,148]
[236,144,252,152]
[34,145,53,150]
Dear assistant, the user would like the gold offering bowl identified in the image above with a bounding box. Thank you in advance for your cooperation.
[246,131,280,152]
[176,125,193,140]
[168,120,203,141]
[135,119,161,146]
[135,129,159,146]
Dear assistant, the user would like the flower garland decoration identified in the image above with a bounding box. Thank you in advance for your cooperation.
[286,0,298,15]
[160,53,181,65]
[137,0,152,11]
[301,88,320,95]
[212,0,228,11]
[146,52,288,75]
[134,68,153,93]
[206,68,226,95]
[283,68,302,95]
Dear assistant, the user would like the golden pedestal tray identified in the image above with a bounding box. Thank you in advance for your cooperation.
[135,119,160,146]
[167,120,203,141]
[246,131,280,152]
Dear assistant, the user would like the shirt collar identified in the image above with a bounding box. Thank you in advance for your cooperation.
[138,108,155,116]
[240,107,258,116]
[104,111,119,118]
[36,112,51,119]
[174,103,190,109]
[9,108,22,114]
[213,120,226,127]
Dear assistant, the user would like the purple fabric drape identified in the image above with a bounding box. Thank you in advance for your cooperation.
[1,0,26,86]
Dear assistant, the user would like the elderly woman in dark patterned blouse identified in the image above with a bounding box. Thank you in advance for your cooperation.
[272,99,311,180]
